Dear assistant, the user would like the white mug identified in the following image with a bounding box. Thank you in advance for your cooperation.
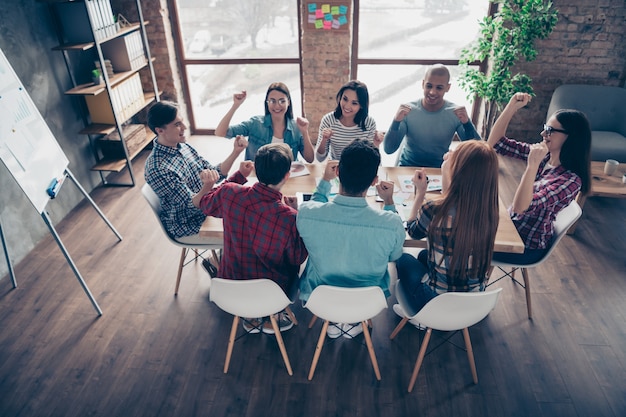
[622,173,626,184]
[604,159,619,176]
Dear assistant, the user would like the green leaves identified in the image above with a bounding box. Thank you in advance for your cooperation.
[459,0,558,127]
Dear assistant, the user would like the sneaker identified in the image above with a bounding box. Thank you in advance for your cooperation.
[262,311,294,334]
[342,322,363,338]
[326,322,343,339]
[202,258,218,278]
[242,318,262,334]
[393,303,426,330]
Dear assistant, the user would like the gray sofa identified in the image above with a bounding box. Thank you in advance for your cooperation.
[547,84,626,162]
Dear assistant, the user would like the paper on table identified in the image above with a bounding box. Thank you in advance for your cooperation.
[290,161,310,177]
[397,174,442,192]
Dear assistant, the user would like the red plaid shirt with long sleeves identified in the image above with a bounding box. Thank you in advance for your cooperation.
[199,172,308,292]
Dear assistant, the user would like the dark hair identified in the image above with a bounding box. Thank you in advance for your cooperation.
[429,140,499,285]
[264,82,293,120]
[338,139,380,195]
[147,101,178,134]
[553,109,592,196]
[333,80,370,130]
[254,143,293,186]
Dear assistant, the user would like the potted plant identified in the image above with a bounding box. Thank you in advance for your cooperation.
[91,68,103,85]
[458,0,558,137]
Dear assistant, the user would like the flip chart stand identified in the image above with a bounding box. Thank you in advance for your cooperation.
[1,168,122,316]
[0,216,17,289]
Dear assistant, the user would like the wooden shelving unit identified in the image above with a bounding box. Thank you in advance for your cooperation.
[43,0,160,186]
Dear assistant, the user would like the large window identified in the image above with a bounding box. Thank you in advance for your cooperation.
[354,0,490,127]
[173,0,302,133]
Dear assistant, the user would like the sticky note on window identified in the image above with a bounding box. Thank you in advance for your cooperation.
[338,15,347,25]
[323,20,332,29]
[340,5,348,14]
[308,14,316,23]
[332,19,340,29]
[321,4,330,13]
[324,13,332,21]
[331,6,340,15]
[315,20,323,29]
[315,9,323,18]
[308,3,317,13]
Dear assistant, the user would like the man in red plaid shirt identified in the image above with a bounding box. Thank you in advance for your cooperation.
[194,143,308,333]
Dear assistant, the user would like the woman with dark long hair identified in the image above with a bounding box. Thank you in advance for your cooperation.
[315,80,382,161]
[215,82,314,162]
[394,140,500,317]
[487,92,591,264]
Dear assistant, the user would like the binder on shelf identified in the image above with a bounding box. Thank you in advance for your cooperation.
[84,73,145,124]
[101,31,146,72]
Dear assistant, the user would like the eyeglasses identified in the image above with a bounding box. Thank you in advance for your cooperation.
[543,124,568,136]
[266,98,288,105]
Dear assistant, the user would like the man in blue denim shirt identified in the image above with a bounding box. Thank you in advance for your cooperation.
[297,139,405,337]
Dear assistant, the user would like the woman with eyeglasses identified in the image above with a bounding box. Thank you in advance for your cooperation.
[487,92,591,264]
[315,80,383,162]
[215,82,315,162]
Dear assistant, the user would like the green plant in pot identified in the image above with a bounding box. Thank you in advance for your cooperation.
[91,68,103,85]
[458,0,558,138]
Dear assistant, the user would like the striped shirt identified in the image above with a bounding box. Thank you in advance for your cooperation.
[495,136,582,249]
[316,112,376,161]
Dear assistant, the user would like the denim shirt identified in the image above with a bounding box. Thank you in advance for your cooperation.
[296,179,406,301]
[226,114,304,161]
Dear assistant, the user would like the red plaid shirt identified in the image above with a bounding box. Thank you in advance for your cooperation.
[199,172,308,292]
[495,136,582,249]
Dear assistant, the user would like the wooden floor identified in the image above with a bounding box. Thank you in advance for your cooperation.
[1,144,625,417]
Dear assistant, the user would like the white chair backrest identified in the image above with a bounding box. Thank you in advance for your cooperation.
[412,288,502,332]
[210,278,292,318]
[304,285,388,324]
[553,200,582,238]
[524,200,582,267]
[141,183,162,217]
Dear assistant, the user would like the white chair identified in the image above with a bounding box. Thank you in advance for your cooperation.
[209,278,298,375]
[141,183,222,295]
[304,285,388,380]
[390,285,503,392]
[488,200,582,319]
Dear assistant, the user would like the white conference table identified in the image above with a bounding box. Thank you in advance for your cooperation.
[199,164,525,254]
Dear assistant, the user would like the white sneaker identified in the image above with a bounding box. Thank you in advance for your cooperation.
[342,322,363,338]
[393,303,426,330]
[326,322,343,339]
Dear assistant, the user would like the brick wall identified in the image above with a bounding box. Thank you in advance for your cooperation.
[506,0,626,142]
[300,2,353,143]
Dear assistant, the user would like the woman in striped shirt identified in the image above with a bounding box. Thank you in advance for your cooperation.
[315,80,383,162]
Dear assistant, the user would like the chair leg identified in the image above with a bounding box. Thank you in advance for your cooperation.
[362,320,382,381]
[269,315,293,376]
[390,317,409,340]
[174,247,188,295]
[285,306,298,326]
[308,315,318,329]
[522,268,532,319]
[308,320,329,380]
[224,316,239,373]
[462,327,478,384]
[408,328,432,392]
